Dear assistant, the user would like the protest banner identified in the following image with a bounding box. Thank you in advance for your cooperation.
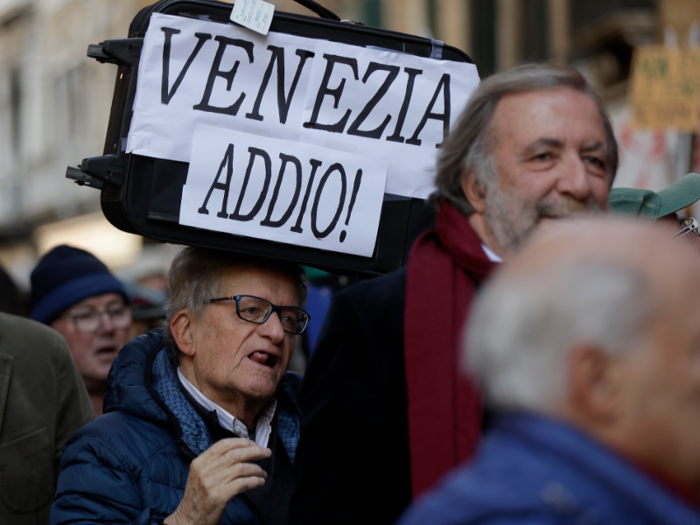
[180,125,388,257]
[127,13,480,201]
[629,45,700,131]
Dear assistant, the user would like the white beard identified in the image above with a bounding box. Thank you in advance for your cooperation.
[483,187,602,254]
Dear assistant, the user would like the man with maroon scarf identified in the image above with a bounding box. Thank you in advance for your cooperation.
[289,64,619,525]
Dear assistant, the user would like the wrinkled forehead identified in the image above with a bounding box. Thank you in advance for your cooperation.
[216,264,303,306]
[490,87,607,148]
[498,218,700,289]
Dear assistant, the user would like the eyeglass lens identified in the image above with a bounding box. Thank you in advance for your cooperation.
[71,306,131,333]
[237,295,309,334]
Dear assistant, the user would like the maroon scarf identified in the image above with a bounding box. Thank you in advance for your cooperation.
[404,200,496,497]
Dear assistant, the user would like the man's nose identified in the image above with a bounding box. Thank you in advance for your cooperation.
[556,155,593,201]
[258,312,286,343]
[97,311,116,332]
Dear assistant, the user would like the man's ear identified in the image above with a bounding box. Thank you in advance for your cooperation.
[567,345,623,424]
[170,310,196,358]
[461,172,487,215]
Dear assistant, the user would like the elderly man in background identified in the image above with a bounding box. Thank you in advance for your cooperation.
[30,245,132,415]
[291,63,618,525]
[400,218,700,524]
[50,248,309,525]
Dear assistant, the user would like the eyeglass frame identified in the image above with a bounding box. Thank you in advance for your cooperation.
[673,217,700,239]
[203,295,311,335]
[59,304,132,333]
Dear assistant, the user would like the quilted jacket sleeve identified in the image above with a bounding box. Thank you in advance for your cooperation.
[49,433,165,525]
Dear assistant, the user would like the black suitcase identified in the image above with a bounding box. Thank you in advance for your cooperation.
[69,0,476,276]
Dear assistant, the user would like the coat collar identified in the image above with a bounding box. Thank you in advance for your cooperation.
[493,412,700,524]
[109,330,301,463]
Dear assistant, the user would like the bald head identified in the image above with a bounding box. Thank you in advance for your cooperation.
[466,217,700,485]
[496,217,694,283]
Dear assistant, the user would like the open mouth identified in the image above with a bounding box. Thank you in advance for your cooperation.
[248,351,278,368]
[95,346,118,356]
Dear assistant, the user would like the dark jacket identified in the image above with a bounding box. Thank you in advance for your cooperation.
[399,413,700,525]
[50,330,301,525]
[0,313,94,525]
[290,268,411,525]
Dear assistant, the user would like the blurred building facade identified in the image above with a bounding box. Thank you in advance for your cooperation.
[0,0,155,287]
[0,0,697,288]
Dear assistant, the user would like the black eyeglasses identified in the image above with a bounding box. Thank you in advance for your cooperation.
[204,295,310,335]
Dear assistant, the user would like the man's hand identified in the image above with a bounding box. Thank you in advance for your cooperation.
[164,438,271,525]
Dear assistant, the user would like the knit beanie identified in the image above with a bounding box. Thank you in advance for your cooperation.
[30,245,130,324]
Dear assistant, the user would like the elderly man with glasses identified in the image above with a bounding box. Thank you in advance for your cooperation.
[50,247,309,525]
[31,245,133,416]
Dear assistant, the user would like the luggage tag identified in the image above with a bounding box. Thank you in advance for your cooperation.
[230,0,275,36]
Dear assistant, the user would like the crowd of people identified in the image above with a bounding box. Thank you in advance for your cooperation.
[3,61,700,525]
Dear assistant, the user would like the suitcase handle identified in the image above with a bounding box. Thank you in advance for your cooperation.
[292,0,340,21]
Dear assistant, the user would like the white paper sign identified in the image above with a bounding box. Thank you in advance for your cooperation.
[180,124,388,257]
[127,14,480,199]
[230,0,275,36]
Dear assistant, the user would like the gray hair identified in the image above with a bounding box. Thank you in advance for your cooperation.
[163,247,307,364]
[465,260,651,413]
[432,63,619,216]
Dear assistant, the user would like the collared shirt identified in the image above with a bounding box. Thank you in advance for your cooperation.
[481,244,503,263]
[177,367,277,448]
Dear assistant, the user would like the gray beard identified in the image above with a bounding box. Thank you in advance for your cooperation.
[484,189,602,254]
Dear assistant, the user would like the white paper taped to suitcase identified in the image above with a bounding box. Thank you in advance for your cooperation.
[127,13,480,200]
[180,124,387,257]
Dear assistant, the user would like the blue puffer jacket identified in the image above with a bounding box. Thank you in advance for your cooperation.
[49,330,301,525]
[398,413,700,525]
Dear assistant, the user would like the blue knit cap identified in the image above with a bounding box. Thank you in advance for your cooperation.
[30,245,130,324]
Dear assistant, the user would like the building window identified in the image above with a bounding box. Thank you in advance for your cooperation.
[54,64,87,148]
[471,0,497,77]
[10,66,21,156]
[521,0,549,62]
[362,0,382,28]
[427,0,439,38]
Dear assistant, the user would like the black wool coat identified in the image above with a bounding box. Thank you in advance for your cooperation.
[290,267,412,525]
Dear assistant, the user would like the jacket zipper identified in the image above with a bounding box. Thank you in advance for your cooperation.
[241,493,265,525]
